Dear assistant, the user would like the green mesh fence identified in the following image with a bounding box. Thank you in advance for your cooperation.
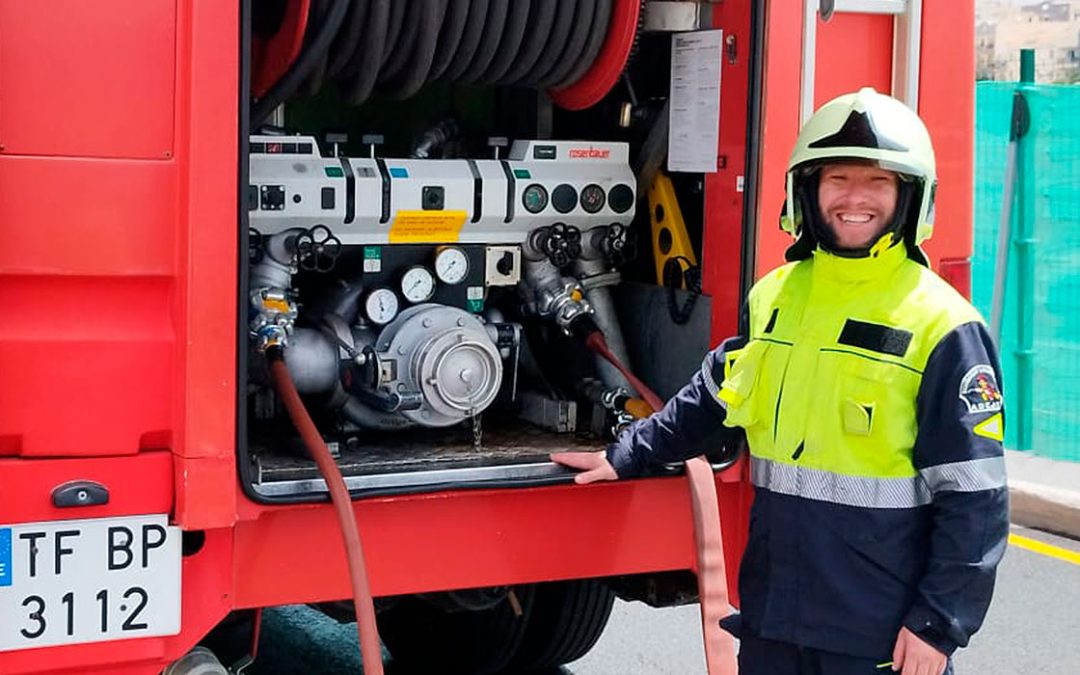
[974,82,1080,462]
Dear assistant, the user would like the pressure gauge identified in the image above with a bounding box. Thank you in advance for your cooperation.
[522,183,549,213]
[434,246,469,285]
[400,266,436,303]
[580,184,606,213]
[364,288,399,325]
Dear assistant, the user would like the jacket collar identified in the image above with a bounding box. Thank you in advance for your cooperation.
[810,237,908,284]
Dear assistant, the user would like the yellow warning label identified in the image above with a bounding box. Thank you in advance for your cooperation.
[263,298,291,312]
[973,413,1004,442]
[388,210,467,243]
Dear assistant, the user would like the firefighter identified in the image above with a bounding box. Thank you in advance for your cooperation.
[553,88,1009,675]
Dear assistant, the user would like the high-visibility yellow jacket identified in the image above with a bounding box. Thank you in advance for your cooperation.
[608,242,1009,660]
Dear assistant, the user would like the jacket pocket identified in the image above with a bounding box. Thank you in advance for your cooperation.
[719,339,771,428]
[836,358,899,438]
[842,399,875,436]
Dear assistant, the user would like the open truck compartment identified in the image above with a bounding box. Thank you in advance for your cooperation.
[239,1,730,502]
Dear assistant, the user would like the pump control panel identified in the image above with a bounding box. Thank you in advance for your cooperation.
[247,137,636,246]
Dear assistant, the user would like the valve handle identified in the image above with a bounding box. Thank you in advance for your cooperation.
[541,224,583,268]
[248,228,265,264]
[603,223,637,267]
[295,225,342,272]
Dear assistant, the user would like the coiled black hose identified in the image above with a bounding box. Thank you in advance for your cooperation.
[495,1,558,84]
[383,1,449,99]
[340,0,390,105]
[251,0,617,126]
[251,0,350,126]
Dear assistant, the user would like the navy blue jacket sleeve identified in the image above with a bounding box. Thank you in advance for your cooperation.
[903,321,1010,655]
[605,336,744,479]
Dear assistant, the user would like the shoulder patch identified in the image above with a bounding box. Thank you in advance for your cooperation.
[959,365,1003,414]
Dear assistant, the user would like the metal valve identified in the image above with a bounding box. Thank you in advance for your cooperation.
[249,287,298,351]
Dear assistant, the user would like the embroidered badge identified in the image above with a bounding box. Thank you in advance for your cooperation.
[959,365,1003,414]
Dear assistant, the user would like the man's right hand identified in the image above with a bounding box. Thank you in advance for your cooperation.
[550,451,618,484]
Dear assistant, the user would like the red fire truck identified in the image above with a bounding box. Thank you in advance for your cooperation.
[0,1,974,673]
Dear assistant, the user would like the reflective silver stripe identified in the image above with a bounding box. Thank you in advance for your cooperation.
[750,457,932,509]
[919,456,1007,494]
[700,354,725,409]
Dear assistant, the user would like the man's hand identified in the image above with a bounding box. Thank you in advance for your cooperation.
[550,451,618,484]
[892,626,947,675]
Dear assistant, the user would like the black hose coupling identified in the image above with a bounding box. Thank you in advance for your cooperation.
[567,314,602,343]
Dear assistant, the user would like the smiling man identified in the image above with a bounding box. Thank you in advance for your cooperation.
[553,89,1009,675]
[817,162,899,250]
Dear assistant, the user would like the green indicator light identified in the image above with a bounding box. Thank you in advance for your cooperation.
[513,168,531,179]
[324,166,345,178]
[466,299,484,313]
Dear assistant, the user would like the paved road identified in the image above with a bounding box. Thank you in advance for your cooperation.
[249,526,1080,674]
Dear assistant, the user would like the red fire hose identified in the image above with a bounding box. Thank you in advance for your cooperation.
[584,331,739,675]
[266,329,735,674]
[266,347,384,675]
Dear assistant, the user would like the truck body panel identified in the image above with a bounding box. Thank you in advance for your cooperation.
[0,1,975,671]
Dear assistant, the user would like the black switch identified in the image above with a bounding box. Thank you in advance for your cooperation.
[497,251,515,276]
[261,185,286,211]
[422,185,445,210]
[321,187,335,210]
[248,185,259,211]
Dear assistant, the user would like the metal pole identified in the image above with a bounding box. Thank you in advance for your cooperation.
[990,86,1031,341]
[989,125,1017,342]
[1015,49,1036,451]
[800,0,819,125]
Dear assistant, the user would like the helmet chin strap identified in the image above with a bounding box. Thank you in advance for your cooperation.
[823,225,897,259]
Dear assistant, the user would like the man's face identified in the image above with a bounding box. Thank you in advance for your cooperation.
[817,163,899,251]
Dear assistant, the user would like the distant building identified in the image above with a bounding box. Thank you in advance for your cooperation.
[976,0,1080,81]
[1019,1,1078,22]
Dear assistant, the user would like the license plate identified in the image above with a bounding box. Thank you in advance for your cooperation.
[0,514,181,652]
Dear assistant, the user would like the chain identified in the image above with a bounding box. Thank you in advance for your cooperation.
[471,411,483,451]
[467,387,483,451]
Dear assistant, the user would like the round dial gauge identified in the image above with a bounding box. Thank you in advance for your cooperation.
[400,266,436,303]
[580,184,606,213]
[364,288,400,325]
[434,247,469,285]
[522,183,549,213]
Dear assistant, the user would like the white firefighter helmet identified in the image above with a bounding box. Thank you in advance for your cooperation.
[780,88,937,262]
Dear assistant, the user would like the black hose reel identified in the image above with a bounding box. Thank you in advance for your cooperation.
[252,0,625,126]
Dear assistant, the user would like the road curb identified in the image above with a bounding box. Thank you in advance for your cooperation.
[1009,480,1080,541]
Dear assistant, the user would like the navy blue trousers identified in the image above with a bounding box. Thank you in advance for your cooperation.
[738,633,955,675]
